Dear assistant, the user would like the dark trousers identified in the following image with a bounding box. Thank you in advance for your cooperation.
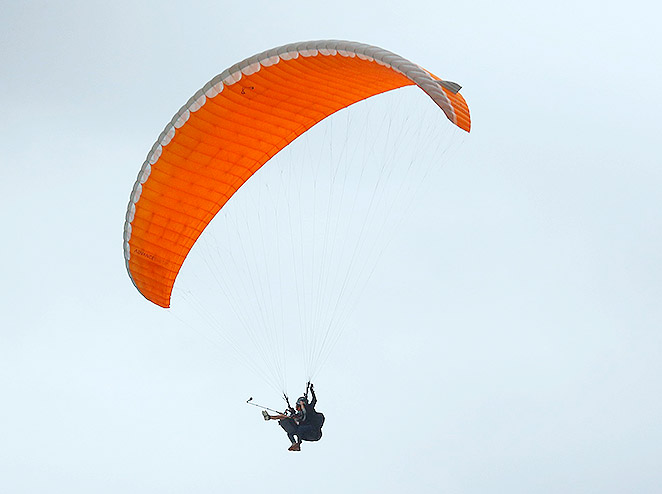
[278,419,322,443]
[278,418,298,443]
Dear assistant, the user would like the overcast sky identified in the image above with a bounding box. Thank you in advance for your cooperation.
[2,1,661,492]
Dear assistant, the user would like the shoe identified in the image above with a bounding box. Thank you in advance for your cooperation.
[288,443,297,451]
[291,442,301,451]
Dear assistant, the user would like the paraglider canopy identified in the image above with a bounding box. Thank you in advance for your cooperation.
[123,39,470,309]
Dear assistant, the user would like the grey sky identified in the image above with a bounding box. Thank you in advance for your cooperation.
[1,0,661,492]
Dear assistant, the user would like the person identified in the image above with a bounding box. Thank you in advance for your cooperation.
[300,382,325,440]
[264,382,325,451]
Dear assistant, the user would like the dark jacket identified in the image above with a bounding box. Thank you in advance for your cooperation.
[304,388,325,430]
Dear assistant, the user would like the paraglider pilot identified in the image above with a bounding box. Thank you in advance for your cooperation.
[264,382,325,451]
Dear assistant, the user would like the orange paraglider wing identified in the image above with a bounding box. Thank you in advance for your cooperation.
[123,40,471,308]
